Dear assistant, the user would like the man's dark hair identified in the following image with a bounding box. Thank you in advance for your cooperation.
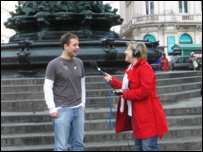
[60,32,78,50]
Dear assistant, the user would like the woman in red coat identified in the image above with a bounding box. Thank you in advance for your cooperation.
[104,42,169,151]
[159,54,170,71]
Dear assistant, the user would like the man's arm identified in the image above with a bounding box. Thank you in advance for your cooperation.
[43,78,58,116]
[81,77,86,111]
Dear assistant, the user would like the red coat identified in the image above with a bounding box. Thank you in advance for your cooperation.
[159,58,170,71]
[111,59,169,139]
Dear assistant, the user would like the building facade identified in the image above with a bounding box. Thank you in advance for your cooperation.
[1,1,19,43]
[119,1,202,56]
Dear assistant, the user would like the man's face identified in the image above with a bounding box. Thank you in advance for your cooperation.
[64,38,79,58]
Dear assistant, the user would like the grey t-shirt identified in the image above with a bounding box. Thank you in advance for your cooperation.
[45,56,85,107]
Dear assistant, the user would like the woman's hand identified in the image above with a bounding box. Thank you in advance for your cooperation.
[104,72,112,83]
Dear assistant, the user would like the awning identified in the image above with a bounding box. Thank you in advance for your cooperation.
[171,44,202,51]
[171,44,202,55]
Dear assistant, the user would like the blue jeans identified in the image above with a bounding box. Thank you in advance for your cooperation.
[134,136,160,151]
[131,117,160,151]
[52,106,85,151]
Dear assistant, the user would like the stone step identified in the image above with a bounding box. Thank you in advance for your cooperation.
[1,99,47,113]
[1,83,202,110]
[85,137,202,151]
[158,89,201,103]
[1,71,202,86]
[2,108,202,133]
[1,71,202,151]
[53,76,201,90]
[1,77,44,86]
[86,115,202,130]
[1,76,202,93]
[1,75,202,94]
[0,76,120,86]
[1,97,202,118]
[1,125,202,146]
[1,81,202,96]
[1,88,201,105]
[156,76,202,86]
[156,82,202,94]
[1,112,202,130]
[1,136,202,151]
[1,93,202,113]
[154,71,202,79]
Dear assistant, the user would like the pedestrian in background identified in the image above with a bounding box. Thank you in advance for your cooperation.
[104,42,169,151]
[159,54,170,71]
[43,33,86,151]
[189,52,198,71]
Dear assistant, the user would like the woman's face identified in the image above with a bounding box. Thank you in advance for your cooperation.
[124,46,134,63]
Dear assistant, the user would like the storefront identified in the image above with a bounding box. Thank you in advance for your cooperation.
[171,44,202,57]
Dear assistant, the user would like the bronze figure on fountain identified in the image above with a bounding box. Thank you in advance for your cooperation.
[5,1,123,42]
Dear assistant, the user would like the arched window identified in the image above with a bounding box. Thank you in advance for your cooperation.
[144,34,156,42]
[179,34,192,44]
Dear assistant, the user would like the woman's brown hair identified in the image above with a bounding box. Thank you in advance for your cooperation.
[126,41,148,60]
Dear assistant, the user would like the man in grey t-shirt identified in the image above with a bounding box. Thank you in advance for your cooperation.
[44,33,86,151]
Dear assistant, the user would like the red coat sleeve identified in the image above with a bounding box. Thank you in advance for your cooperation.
[122,65,155,101]
[110,77,122,89]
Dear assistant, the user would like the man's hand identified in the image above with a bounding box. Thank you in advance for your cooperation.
[82,106,85,112]
[50,111,59,118]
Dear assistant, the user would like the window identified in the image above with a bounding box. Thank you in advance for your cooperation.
[167,36,175,56]
[177,58,183,63]
[179,1,188,13]
[184,57,189,63]
[144,35,156,42]
[146,1,154,15]
[179,34,192,44]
